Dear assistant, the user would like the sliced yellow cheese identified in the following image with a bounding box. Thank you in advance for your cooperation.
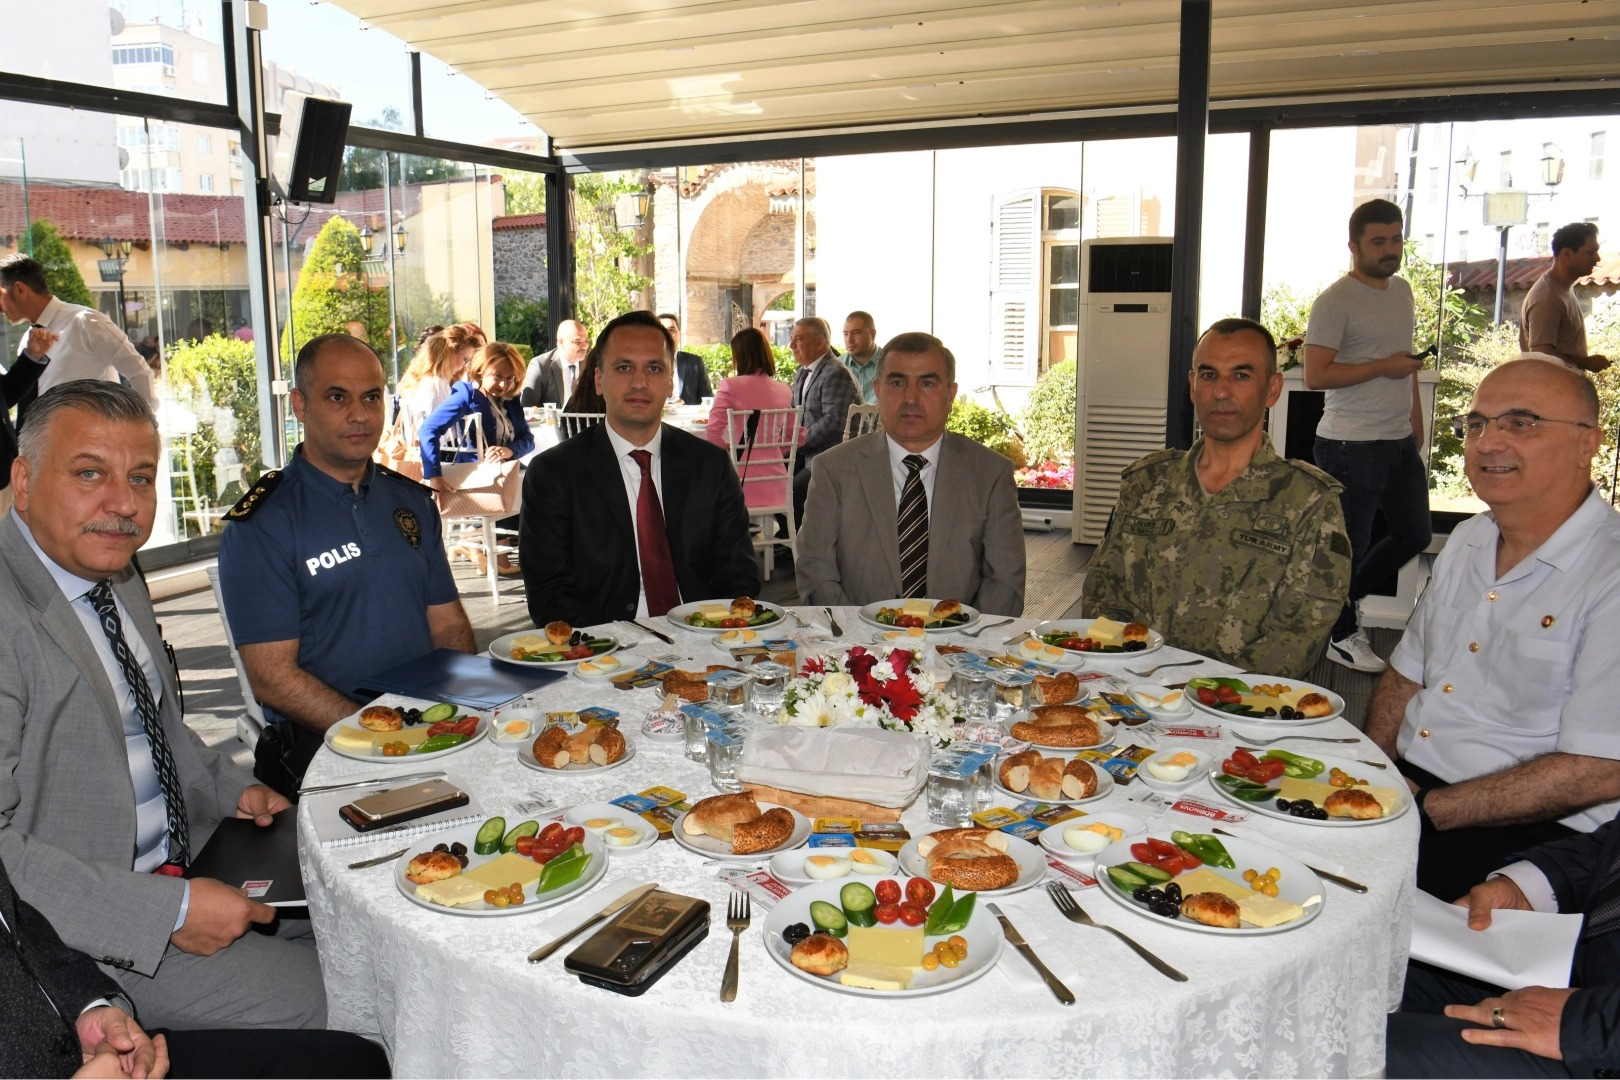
[1237,895,1307,928]
[1174,867,1258,902]
[414,876,487,907]
[846,924,925,969]
[1352,783,1403,815]
[392,728,432,748]
[1276,777,1337,808]
[1239,695,1289,712]
[1277,689,1307,707]
[461,852,543,890]
[330,726,373,752]
[698,603,730,620]
[902,598,933,617]
[838,962,914,991]
[1084,617,1126,647]
[512,634,547,650]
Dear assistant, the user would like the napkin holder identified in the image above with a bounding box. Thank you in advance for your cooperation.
[735,725,929,822]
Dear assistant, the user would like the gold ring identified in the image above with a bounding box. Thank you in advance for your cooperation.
[1491,1007,1506,1029]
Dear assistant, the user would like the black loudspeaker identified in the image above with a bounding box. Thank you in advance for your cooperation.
[270,92,351,205]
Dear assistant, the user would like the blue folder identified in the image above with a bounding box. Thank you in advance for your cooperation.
[352,648,564,711]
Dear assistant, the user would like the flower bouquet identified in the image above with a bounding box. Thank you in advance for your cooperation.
[778,645,965,746]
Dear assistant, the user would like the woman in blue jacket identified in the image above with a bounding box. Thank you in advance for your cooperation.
[420,341,533,574]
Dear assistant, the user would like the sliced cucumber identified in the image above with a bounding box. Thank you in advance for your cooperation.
[839,882,876,927]
[501,819,539,853]
[1125,860,1173,883]
[1106,865,1149,891]
[808,900,848,938]
[473,816,507,856]
[421,702,456,725]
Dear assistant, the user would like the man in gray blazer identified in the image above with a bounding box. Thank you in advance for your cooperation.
[0,381,325,1030]
[789,316,863,525]
[520,318,590,408]
[797,333,1025,616]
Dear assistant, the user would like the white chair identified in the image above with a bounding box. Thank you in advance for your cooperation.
[546,407,606,441]
[842,403,882,441]
[207,564,266,752]
[437,414,524,605]
[723,406,801,580]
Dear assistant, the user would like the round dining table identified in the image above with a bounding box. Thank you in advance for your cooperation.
[297,607,1417,1078]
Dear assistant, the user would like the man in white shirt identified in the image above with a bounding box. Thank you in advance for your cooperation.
[0,254,157,423]
[1367,358,1620,901]
[519,311,758,627]
[796,332,1025,615]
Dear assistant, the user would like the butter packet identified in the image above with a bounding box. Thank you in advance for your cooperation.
[544,711,579,728]
[638,802,689,837]
[971,806,1027,830]
[577,706,620,727]
[638,786,687,807]
[728,645,771,664]
[1018,802,1085,828]
[1093,692,1152,724]
[611,660,675,690]
[813,817,861,834]
[1000,820,1045,841]
[1100,743,1156,784]
[611,794,659,815]
[853,828,909,852]
[678,701,731,729]
[807,833,856,848]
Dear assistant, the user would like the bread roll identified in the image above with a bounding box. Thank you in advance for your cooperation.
[998,749,1040,793]
[729,596,757,618]
[931,599,962,619]
[663,671,710,703]
[1295,693,1333,718]
[405,851,462,884]
[1180,892,1241,928]
[683,793,762,843]
[1033,672,1079,705]
[1324,787,1383,819]
[1061,758,1098,800]
[359,705,403,732]
[791,933,849,976]
[1122,622,1150,643]
[545,620,572,645]
[565,726,596,764]
[732,807,795,854]
[1027,757,1065,801]
[531,726,571,769]
[587,725,627,766]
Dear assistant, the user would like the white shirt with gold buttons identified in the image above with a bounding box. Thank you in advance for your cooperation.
[1391,488,1620,833]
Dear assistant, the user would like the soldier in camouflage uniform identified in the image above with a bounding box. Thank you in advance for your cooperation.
[1083,318,1352,679]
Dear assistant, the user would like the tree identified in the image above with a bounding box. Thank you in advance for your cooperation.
[164,334,261,504]
[27,219,93,307]
[280,216,390,363]
[1017,359,1077,470]
[504,171,546,216]
[571,172,652,340]
[338,108,460,191]
[496,294,549,351]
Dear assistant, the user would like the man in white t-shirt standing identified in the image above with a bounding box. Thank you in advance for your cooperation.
[1304,199,1433,673]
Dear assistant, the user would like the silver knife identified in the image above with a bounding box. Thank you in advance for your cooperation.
[630,619,675,645]
[348,847,409,869]
[1210,828,1368,893]
[299,771,445,796]
[986,903,1074,1005]
[824,608,843,636]
[528,883,660,963]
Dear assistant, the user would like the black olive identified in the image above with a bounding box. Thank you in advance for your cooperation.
[1264,707,1277,717]
[1164,883,1182,903]
[1133,886,1152,901]
[450,842,467,856]
[1276,799,1291,811]
[1146,888,1164,902]
[782,922,811,945]
[433,843,449,852]
[1280,706,1296,719]
[456,854,469,868]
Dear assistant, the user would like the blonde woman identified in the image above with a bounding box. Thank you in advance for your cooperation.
[397,324,484,444]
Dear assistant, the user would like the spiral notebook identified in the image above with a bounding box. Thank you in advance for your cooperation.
[305,776,487,849]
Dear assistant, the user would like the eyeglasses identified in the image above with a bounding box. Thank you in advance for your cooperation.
[1449,410,1596,440]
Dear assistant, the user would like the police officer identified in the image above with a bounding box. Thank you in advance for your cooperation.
[1083,318,1352,679]
[218,333,475,795]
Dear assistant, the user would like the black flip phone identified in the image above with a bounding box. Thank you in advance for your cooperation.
[563,890,711,996]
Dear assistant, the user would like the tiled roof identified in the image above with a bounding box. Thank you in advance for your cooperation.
[492,213,546,229]
[1447,253,1620,290]
[0,184,247,244]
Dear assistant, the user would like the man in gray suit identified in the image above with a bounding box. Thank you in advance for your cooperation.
[797,332,1025,616]
[0,381,325,1030]
[789,316,863,525]
[520,318,590,408]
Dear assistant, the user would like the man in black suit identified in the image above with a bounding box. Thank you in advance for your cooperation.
[0,325,52,514]
[1386,812,1620,1077]
[659,313,713,406]
[520,310,759,628]
[0,854,388,1079]
[519,319,589,408]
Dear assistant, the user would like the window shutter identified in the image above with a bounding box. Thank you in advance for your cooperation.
[990,189,1041,386]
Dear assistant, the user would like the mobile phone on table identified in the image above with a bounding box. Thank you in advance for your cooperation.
[339,778,469,832]
[564,889,710,996]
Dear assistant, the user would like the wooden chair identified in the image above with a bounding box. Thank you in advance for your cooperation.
[842,403,882,441]
[722,406,802,580]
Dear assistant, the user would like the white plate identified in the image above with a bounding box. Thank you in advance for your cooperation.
[1011,715,1115,752]
[896,832,1047,898]
[488,630,620,668]
[768,846,899,885]
[1095,832,1323,935]
[665,599,789,635]
[857,599,981,636]
[323,702,490,763]
[393,822,607,918]
[517,733,639,775]
[762,879,1005,998]
[563,802,659,856]
[670,802,811,862]
[487,707,544,749]
[1026,619,1164,659]
[1039,812,1149,865]
[1186,676,1345,726]
[1125,683,1193,720]
[1134,748,1215,793]
[1205,752,1410,827]
[991,753,1116,806]
[572,653,646,682]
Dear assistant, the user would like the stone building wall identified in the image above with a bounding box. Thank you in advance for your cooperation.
[492,220,547,303]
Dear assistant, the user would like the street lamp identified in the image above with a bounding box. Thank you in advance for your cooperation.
[97,236,130,332]
[1541,143,1566,187]
[392,221,408,255]
[359,224,375,255]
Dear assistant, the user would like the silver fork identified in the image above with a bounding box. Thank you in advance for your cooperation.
[1045,883,1188,981]
[720,891,751,1001]
[1236,745,1387,769]
[789,609,810,629]
[957,616,1013,638]
[1234,732,1362,747]
[1125,658,1203,678]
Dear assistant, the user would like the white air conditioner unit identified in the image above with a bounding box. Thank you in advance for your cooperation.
[1072,237,1174,544]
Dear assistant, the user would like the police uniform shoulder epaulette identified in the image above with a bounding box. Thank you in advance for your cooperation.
[373,463,439,495]
[1284,457,1344,494]
[223,469,283,522]
[1122,447,1181,476]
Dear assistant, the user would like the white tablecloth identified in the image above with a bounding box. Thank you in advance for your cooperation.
[298,609,1417,1078]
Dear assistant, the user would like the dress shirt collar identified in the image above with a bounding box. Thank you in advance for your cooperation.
[12,514,99,604]
[35,294,67,329]
[604,421,665,462]
[288,443,374,503]
[1466,487,1617,580]
[886,433,942,473]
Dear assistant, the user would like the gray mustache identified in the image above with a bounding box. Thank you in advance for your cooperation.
[81,518,141,537]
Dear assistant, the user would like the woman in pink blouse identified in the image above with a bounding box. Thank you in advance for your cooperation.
[704,327,804,509]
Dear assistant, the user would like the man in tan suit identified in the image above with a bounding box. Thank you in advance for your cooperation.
[796,332,1025,615]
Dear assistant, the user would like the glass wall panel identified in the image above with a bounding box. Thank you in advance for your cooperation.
[420,52,543,149]
[258,2,412,130]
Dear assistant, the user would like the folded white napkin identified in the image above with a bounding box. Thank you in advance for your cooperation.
[735,726,927,807]
[1409,889,1582,990]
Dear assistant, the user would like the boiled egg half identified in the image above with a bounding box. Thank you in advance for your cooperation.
[497,719,532,740]
[582,817,622,836]
[848,848,891,874]
[802,853,853,880]
[1145,751,1200,782]
[603,826,643,847]
[1062,823,1117,852]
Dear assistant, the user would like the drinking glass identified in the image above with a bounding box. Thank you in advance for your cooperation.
[951,669,995,724]
[708,671,750,712]
[707,728,746,793]
[745,662,791,718]
[988,671,1032,723]
[683,709,709,762]
[926,767,977,826]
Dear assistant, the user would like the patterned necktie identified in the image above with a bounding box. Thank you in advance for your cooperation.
[86,581,190,867]
[1582,847,1620,941]
[629,450,681,616]
[897,454,930,598]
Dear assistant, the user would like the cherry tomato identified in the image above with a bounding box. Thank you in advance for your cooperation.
[1130,842,1155,862]
[453,717,478,736]
[1231,749,1259,769]
[720,617,747,628]
[1174,846,1202,869]
[1222,759,1249,777]
[1058,637,1085,650]
[1246,759,1286,785]
[515,836,536,856]
[1146,837,1182,858]
[530,843,565,864]
[1158,854,1185,876]
[539,822,565,843]
[874,902,902,925]
[898,902,927,926]
[905,878,935,907]
[1215,686,1242,705]
[562,826,586,847]
[1077,639,1095,651]
[896,614,924,628]
[874,879,901,906]
[1197,687,1219,706]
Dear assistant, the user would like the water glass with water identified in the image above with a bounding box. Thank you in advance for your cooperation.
[926,766,978,827]
[951,668,995,724]
[745,662,791,718]
[683,710,709,762]
[707,726,746,793]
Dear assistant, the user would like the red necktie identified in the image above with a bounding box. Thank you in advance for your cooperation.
[630,449,680,616]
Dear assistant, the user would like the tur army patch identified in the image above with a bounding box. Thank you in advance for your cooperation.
[1232,529,1291,558]
[1124,516,1176,536]
[393,507,422,548]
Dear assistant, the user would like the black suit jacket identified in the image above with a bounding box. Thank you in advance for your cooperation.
[1,356,48,491]
[519,422,760,627]
[0,855,122,1077]
[1515,817,1620,1068]
[675,351,712,406]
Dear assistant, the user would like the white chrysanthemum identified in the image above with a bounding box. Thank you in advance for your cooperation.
[868,662,894,683]
[792,691,840,728]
